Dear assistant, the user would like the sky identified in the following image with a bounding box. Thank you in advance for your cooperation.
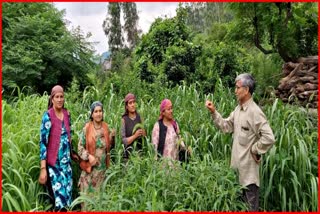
[54,2,179,55]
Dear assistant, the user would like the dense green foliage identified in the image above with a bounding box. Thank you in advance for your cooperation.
[133,7,201,86]
[131,4,288,95]
[2,81,318,211]
[2,2,318,211]
[3,2,317,99]
[2,3,97,96]
[227,2,318,62]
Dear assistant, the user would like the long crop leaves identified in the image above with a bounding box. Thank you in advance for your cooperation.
[2,82,318,211]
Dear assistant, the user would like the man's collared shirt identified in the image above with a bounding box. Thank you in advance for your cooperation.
[211,98,275,186]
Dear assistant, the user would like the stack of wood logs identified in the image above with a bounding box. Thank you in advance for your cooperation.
[276,56,318,108]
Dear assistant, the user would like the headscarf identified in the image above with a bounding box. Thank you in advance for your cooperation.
[122,93,136,117]
[124,93,136,103]
[159,99,172,115]
[90,101,103,120]
[47,85,64,110]
[159,99,177,131]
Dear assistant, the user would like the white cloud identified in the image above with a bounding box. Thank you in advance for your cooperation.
[137,2,178,33]
[54,2,178,55]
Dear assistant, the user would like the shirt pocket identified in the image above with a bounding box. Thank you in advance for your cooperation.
[238,124,250,146]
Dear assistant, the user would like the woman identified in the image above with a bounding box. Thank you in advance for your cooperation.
[152,99,186,161]
[121,93,146,162]
[78,101,114,210]
[38,85,77,211]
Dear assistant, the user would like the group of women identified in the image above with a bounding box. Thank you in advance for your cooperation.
[38,85,186,211]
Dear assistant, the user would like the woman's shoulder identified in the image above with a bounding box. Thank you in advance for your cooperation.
[175,121,180,129]
[82,121,92,130]
[102,121,109,128]
[62,108,70,116]
[41,112,51,128]
[153,120,160,128]
[42,111,50,119]
[45,108,70,117]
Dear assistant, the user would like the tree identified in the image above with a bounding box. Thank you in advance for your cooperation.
[102,3,141,72]
[184,2,206,33]
[227,2,318,62]
[133,6,201,86]
[183,2,232,34]
[2,3,96,96]
[122,2,141,49]
[103,3,140,53]
[102,3,123,54]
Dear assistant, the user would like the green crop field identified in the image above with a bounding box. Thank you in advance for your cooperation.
[2,82,318,211]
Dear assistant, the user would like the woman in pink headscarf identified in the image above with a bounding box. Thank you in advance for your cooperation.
[152,99,186,161]
[38,85,79,211]
[121,93,146,162]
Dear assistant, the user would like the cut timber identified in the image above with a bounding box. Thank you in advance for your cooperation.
[297,56,318,64]
[276,56,318,108]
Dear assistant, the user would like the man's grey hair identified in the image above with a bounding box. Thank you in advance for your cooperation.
[235,73,255,95]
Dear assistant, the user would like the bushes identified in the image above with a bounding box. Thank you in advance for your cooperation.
[193,40,252,94]
[249,52,283,99]
[133,6,200,87]
[2,3,96,96]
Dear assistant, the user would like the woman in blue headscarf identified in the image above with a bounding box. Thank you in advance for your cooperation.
[77,101,114,210]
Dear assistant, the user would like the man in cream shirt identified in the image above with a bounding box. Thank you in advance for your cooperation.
[205,73,275,211]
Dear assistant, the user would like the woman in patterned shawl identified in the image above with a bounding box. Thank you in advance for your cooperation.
[78,101,114,210]
[38,85,77,211]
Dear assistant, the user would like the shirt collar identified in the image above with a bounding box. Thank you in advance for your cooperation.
[240,97,253,111]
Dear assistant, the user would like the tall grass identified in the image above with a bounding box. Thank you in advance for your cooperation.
[261,99,318,211]
[2,95,52,211]
[70,154,246,211]
[2,82,318,211]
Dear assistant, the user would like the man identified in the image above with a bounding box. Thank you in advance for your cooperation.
[205,73,275,211]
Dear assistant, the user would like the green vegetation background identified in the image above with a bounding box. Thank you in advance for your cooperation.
[2,2,318,211]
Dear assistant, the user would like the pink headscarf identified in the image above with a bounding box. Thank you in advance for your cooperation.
[48,85,64,109]
[159,99,172,116]
[124,93,136,103]
[123,93,136,117]
[159,99,177,131]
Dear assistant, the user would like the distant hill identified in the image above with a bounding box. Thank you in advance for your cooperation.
[101,51,111,62]
[93,51,111,64]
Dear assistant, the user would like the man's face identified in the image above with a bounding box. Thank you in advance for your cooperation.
[235,80,249,104]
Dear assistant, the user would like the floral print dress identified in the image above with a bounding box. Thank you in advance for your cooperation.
[40,112,73,210]
[78,125,108,195]
[152,122,180,160]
